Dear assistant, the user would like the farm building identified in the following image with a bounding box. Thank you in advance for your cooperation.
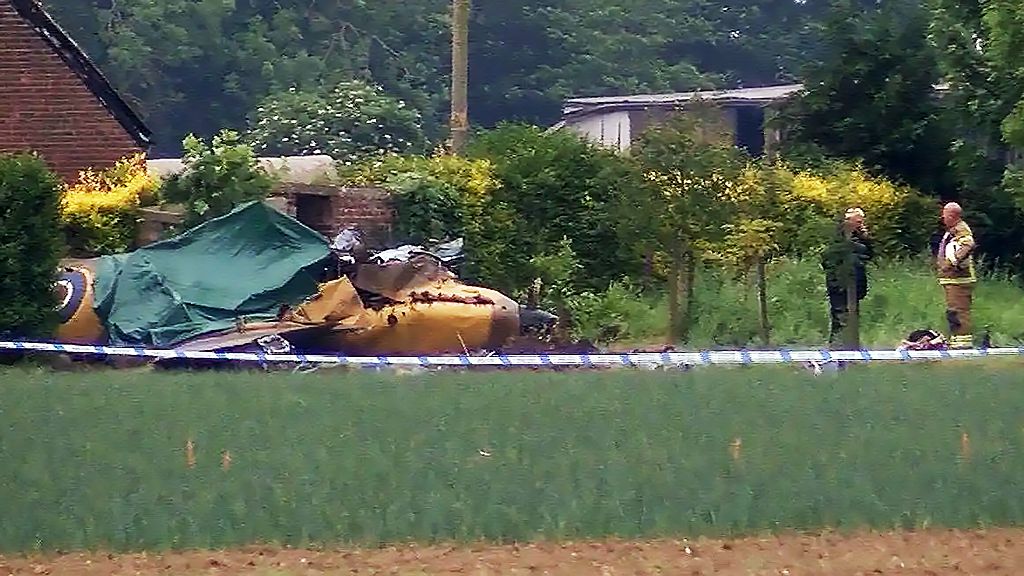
[555,82,961,158]
[554,83,803,156]
[0,0,152,181]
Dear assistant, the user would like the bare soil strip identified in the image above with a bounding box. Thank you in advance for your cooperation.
[3,528,1024,575]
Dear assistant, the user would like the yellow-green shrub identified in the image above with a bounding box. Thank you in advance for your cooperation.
[642,160,937,280]
[60,153,160,257]
[700,161,936,262]
[340,152,520,288]
[772,162,936,258]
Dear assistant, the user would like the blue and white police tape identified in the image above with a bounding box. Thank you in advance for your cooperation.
[0,340,1022,367]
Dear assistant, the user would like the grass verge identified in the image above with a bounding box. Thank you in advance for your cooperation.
[2,361,1024,553]
[570,256,1024,348]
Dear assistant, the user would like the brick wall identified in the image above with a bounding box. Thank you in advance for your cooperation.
[134,186,395,249]
[0,1,142,181]
[274,184,396,248]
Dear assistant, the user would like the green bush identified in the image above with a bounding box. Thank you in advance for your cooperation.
[566,278,667,344]
[346,123,654,297]
[0,154,65,338]
[340,153,522,290]
[467,123,650,292]
[160,130,275,229]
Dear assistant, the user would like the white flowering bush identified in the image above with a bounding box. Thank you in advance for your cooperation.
[245,80,426,165]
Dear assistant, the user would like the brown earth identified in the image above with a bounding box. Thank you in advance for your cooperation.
[2,529,1024,575]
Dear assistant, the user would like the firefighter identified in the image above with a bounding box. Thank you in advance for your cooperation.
[821,207,873,346]
[937,202,977,349]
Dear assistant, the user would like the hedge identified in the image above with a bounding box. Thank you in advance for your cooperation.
[0,153,65,338]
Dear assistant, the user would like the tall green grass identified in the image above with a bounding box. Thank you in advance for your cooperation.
[571,256,1024,348]
[2,363,1024,553]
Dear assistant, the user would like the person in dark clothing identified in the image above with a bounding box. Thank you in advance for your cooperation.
[821,207,874,346]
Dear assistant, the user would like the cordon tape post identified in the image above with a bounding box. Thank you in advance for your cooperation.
[1,340,1022,368]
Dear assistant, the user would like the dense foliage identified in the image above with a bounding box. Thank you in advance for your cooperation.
[777,0,954,197]
[466,124,651,292]
[340,153,520,289]
[779,0,1024,273]
[160,130,276,229]
[0,154,65,338]
[929,0,1024,272]
[245,81,426,165]
[44,0,874,157]
[60,153,160,256]
[345,113,936,343]
[605,110,933,340]
[343,125,650,296]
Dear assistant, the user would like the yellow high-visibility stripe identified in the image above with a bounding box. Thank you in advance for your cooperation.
[939,277,976,285]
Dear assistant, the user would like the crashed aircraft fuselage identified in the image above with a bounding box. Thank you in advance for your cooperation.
[51,202,553,358]
[54,257,528,357]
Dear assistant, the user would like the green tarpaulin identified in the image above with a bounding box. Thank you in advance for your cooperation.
[93,201,333,347]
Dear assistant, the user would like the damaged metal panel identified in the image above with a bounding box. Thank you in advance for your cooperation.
[350,256,456,303]
[53,206,560,360]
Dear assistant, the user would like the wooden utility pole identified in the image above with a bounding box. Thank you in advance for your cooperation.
[450,0,469,153]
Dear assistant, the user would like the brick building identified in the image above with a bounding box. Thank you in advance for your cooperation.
[0,0,152,181]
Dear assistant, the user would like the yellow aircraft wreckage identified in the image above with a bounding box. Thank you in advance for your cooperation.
[53,201,557,366]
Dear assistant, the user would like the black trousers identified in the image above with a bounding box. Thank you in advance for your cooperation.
[827,286,863,345]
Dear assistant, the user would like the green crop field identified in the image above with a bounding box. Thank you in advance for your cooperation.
[1,361,1023,554]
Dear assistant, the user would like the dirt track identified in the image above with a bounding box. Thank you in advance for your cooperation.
[3,529,1024,575]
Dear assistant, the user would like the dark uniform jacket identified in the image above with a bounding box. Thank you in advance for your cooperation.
[821,221,874,300]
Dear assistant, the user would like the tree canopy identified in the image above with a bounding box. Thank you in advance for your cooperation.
[45,0,855,156]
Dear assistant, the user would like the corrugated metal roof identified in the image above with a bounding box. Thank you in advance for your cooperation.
[147,155,337,184]
[564,83,804,113]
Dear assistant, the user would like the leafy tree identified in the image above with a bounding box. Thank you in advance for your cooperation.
[60,0,447,157]
[246,81,426,165]
[466,123,650,293]
[930,0,1024,272]
[0,153,65,339]
[160,130,275,229]
[627,105,749,342]
[44,0,862,156]
[776,0,954,197]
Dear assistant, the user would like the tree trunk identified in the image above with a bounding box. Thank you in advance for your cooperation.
[682,252,695,343]
[554,300,571,344]
[756,256,769,346]
[450,0,470,153]
[667,250,682,344]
